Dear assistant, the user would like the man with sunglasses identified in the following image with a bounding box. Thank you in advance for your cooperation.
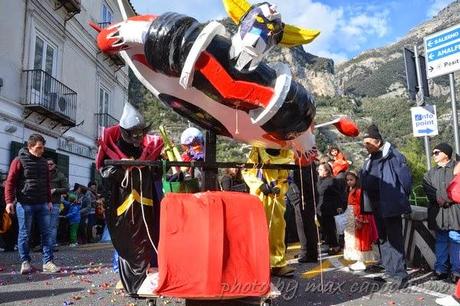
[423,143,460,283]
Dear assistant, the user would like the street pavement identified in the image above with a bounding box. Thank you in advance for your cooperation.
[0,243,456,305]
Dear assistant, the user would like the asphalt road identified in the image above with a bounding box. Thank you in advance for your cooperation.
[0,243,456,305]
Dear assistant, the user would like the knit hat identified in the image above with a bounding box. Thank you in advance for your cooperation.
[363,124,383,141]
[433,143,453,159]
[67,192,77,202]
[180,127,203,145]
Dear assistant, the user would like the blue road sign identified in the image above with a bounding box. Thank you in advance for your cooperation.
[424,23,460,78]
[427,40,460,62]
[426,27,460,50]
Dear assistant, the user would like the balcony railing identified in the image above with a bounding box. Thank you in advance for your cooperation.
[95,112,118,139]
[23,69,77,126]
[97,22,111,29]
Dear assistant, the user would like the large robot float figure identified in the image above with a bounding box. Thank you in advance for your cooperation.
[91,0,323,161]
[93,0,359,299]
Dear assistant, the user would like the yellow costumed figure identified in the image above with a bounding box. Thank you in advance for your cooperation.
[242,147,295,277]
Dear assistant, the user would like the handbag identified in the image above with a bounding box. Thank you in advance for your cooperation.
[162,160,200,194]
[0,211,12,234]
[334,210,347,235]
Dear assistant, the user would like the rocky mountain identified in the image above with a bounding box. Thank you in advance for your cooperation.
[335,0,460,99]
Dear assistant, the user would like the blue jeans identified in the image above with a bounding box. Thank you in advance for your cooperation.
[435,230,460,275]
[16,203,53,264]
[49,203,60,246]
[449,231,460,277]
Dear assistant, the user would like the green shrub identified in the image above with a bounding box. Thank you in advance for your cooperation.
[400,138,429,206]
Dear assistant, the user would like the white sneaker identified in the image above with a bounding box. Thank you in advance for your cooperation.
[69,243,78,247]
[349,261,366,271]
[435,296,460,306]
[20,261,33,274]
[42,261,60,273]
[115,280,124,290]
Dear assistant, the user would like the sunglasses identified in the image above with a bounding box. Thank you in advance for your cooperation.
[128,131,144,138]
[432,150,441,156]
[48,163,54,166]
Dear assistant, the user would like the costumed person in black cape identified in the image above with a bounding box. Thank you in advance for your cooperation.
[96,103,164,295]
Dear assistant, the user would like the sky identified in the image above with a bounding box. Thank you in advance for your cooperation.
[129,0,455,64]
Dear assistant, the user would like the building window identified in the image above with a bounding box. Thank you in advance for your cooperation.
[101,2,113,24]
[99,87,110,114]
[96,86,116,138]
[31,33,57,103]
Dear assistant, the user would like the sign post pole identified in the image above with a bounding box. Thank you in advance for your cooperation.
[450,73,459,154]
[414,45,432,170]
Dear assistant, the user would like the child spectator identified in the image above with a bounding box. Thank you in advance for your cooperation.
[329,145,350,177]
[180,127,204,162]
[180,127,204,189]
[62,192,81,247]
[317,162,343,255]
[343,171,379,271]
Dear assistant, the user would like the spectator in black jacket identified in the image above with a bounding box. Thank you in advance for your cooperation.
[286,164,319,263]
[48,159,68,249]
[317,162,343,255]
[220,168,248,192]
[4,134,60,274]
[423,143,460,283]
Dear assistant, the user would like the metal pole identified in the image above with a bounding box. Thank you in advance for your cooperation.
[414,45,431,170]
[450,73,459,155]
[105,159,309,170]
[203,130,218,191]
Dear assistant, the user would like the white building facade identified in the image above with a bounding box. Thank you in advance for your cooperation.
[0,0,134,187]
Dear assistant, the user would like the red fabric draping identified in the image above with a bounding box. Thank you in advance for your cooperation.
[156,191,270,298]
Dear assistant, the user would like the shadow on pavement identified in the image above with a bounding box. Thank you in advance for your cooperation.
[0,287,83,303]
